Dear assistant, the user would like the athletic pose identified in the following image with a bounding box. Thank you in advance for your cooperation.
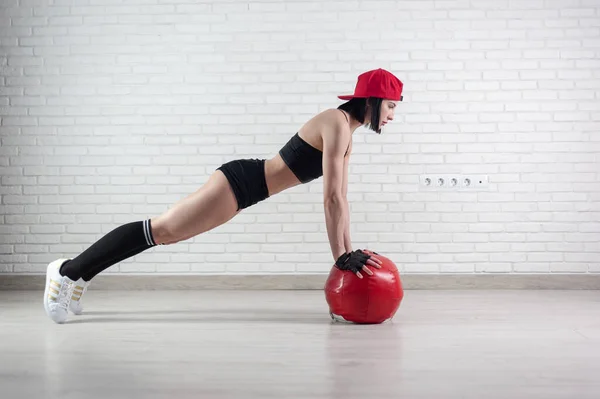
[43,68,404,324]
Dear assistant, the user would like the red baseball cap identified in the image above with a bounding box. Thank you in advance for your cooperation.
[338,68,404,101]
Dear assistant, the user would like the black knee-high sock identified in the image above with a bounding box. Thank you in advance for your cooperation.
[59,219,160,282]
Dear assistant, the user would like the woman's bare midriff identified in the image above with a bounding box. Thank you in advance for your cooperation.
[263,155,302,196]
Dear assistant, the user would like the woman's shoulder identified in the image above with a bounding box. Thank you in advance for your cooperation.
[322,107,348,121]
[300,108,347,133]
[298,108,350,151]
[317,109,352,148]
[313,108,350,131]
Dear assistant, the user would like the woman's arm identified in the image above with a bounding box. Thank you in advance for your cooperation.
[342,140,352,253]
[343,201,352,253]
[322,122,352,261]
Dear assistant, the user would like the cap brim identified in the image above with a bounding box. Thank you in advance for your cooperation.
[337,95,355,100]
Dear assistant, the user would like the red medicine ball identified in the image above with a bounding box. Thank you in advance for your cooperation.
[324,250,404,324]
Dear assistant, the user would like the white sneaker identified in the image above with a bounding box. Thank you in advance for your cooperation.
[70,278,90,315]
[43,258,75,324]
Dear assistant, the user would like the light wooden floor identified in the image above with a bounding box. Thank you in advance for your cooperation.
[1,289,599,399]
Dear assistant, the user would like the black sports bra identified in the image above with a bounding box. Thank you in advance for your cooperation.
[279,133,324,183]
[278,110,350,184]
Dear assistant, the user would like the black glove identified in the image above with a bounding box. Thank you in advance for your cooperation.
[335,249,371,274]
[362,249,379,255]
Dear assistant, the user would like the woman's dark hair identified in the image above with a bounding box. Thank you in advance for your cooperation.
[337,97,383,134]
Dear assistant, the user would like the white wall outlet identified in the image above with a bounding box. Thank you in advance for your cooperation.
[461,175,489,189]
[419,175,488,190]
[420,175,433,188]
[419,174,461,190]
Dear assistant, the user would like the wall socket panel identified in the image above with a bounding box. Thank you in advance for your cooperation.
[419,174,489,190]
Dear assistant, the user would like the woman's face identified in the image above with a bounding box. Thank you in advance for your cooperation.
[379,99,397,129]
[365,99,398,132]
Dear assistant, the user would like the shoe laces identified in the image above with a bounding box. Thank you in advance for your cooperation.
[56,279,74,311]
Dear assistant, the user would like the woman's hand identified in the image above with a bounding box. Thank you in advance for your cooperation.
[335,249,383,279]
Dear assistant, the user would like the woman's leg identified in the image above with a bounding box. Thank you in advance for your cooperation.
[150,169,240,246]
[60,170,240,282]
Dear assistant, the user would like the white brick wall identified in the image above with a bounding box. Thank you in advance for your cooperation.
[1,0,599,276]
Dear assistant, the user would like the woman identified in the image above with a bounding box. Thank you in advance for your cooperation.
[43,68,404,324]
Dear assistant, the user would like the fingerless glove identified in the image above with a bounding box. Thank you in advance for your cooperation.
[335,249,371,274]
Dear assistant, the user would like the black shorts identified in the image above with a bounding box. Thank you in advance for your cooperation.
[216,158,270,211]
